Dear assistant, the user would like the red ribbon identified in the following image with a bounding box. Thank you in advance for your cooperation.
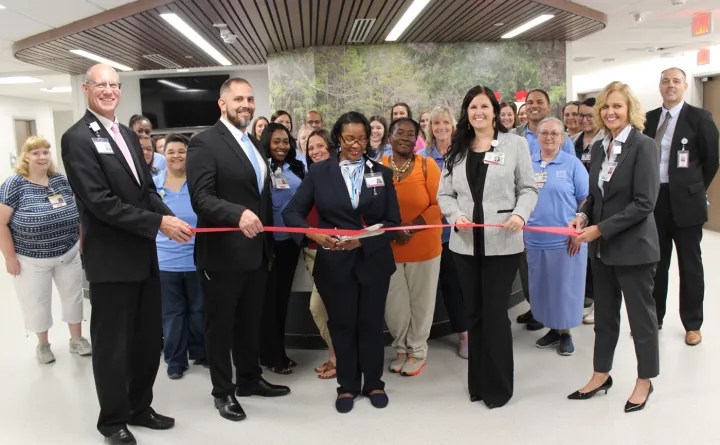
[192,224,578,237]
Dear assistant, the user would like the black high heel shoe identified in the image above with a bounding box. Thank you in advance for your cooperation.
[624,382,653,413]
[567,375,613,400]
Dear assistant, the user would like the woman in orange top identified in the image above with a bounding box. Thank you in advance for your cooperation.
[382,117,442,376]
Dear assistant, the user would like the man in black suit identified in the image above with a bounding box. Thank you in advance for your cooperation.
[186,77,290,422]
[61,64,193,445]
[644,67,719,346]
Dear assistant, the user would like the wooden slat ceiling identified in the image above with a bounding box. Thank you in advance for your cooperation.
[13,0,606,75]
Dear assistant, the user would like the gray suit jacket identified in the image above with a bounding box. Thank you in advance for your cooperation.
[581,128,660,265]
[437,132,538,256]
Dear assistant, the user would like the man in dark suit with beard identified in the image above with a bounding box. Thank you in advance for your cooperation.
[61,63,193,445]
[644,67,719,346]
[186,78,290,422]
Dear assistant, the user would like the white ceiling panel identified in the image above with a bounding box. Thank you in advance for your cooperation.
[0,9,52,41]
[6,1,105,28]
[86,0,137,9]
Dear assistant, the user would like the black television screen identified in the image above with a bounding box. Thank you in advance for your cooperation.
[139,74,229,130]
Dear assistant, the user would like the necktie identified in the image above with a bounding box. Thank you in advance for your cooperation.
[340,160,364,209]
[110,122,140,183]
[654,112,671,151]
[241,132,263,192]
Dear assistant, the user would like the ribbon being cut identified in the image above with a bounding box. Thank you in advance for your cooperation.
[192,223,579,238]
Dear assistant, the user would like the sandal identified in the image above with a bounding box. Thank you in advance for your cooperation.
[269,366,293,375]
[314,361,332,374]
[318,362,336,380]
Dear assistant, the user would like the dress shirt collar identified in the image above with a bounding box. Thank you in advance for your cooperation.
[662,100,685,120]
[601,124,633,151]
[87,108,117,132]
[220,116,252,141]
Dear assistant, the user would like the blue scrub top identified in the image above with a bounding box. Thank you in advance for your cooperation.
[154,170,198,271]
[525,150,589,249]
[271,162,303,241]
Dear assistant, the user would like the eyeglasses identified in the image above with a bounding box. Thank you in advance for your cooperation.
[87,81,122,91]
[339,135,368,146]
[539,131,562,138]
[306,120,322,126]
[578,113,593,121]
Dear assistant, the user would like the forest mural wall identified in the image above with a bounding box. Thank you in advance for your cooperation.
[267,41,566,132]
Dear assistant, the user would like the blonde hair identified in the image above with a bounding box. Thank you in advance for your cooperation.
[427,106,457,149]
[15,136,56,177]
[593,81,645,133]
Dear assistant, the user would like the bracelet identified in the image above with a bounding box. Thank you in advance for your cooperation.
[575,212,588,222]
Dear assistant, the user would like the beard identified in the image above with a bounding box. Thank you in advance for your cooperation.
[225,105,254,130]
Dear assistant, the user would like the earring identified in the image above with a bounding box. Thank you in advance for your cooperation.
[493,118,497,129]
[468,123,472,130]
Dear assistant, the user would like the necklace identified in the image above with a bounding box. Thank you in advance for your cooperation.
[390,156,412,181]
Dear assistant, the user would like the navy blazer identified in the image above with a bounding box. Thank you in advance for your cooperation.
[187,120,273,272]
[282,157,400,285]
[61,110,172,282]
[644,103,719,227]
[581,128,660,266]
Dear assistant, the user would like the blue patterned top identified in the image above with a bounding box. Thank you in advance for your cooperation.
[0,174,80,258]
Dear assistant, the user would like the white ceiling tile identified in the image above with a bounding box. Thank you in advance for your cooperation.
[0,9,51,41]
[85,0,136,10]
[9,1,104,28]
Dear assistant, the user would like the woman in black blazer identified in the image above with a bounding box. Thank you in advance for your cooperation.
[568,81,660,413]
[283,112,401,414]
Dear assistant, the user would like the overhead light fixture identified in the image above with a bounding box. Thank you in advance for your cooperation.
[69,49,134,71]
[160,13,232,66]
[176,68,190,73]
[157,79,187,90]
[385,0,430,41]
[40,86,72,93]
[0,76,43,85]
[0,4,6,9]
[501,14,554,39]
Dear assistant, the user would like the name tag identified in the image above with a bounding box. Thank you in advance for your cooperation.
[92,138,114,154]
[581,152,591,162]
[483,152,505,165]
[677,150,689,168]
[612,145,622,156]
[271,175,291,189]
[599,161,617,182]
[48,193,67,209]
[364,172,385,187]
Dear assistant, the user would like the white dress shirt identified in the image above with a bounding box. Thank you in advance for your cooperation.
[657,101,684,184]
[220,117,268,186]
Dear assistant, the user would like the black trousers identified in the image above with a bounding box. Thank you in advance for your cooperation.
[438,242,467,333]
[652,185,705,330]
[315,275,390,395]
[519,250,530,303]
[89,277,162,437]
[200,266,267,397]
[260,239,300,367]
[453,252,520,407]
[592,259,659,379]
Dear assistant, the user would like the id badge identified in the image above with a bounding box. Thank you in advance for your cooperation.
[677,150,689,168]
[534,172,548,183]
[92,138,113,154]
[272,175,291,189]
[483,152,505,165]
[364,172,385,188]
[600,161,617,182]
[581,152,591,162]
[48,193,67,209]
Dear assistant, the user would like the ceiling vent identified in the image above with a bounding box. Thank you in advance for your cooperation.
[347,18,376,43]
[142,54,181,69]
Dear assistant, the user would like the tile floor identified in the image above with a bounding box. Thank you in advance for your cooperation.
[1,232,719,444]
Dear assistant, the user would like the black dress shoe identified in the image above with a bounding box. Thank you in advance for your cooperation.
[568,375,613,400]
[625,382,653,413]
[214,395,247,421]
[470,394,482,402]
[128,408,175,430]
[106,427,136,445]
[516,310,533,323]
[193,358,209,368]
[236,377,290,397]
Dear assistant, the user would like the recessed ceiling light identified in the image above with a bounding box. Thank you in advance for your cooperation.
[157,79,187,90]
[160,13,232,66]
[176,68,190,72]
[40,86,72,93]
[0,76,43,85]
[0,4,6,10]
[385,0,431,41]
[501,14,554,39]
[494,22,504,27]
[69,49,134,71]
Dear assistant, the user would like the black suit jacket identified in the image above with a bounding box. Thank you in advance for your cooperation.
[283,157,401,285]
[187,120,273,272]
[644,103,719,227]
[61,110,172,282]
[581,128,660,266]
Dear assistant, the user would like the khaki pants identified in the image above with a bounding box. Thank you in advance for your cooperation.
[302,248,332,348]
[385,255,441,359]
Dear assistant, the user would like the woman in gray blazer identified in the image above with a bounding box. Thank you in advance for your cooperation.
[568,81,660,413]
[437,85,538,409]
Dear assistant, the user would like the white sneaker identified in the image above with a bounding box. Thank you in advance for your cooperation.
[388,353,407,373]
[36,343,56,364]
[583,311,595,325]
[69,336,92,356]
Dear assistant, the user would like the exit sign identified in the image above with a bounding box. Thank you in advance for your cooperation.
[692,12,712,37]
[697,48,710,65]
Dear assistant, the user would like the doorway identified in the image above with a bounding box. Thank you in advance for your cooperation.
[702,76,720,231]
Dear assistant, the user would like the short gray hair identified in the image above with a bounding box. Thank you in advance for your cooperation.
[537,117,564,132]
